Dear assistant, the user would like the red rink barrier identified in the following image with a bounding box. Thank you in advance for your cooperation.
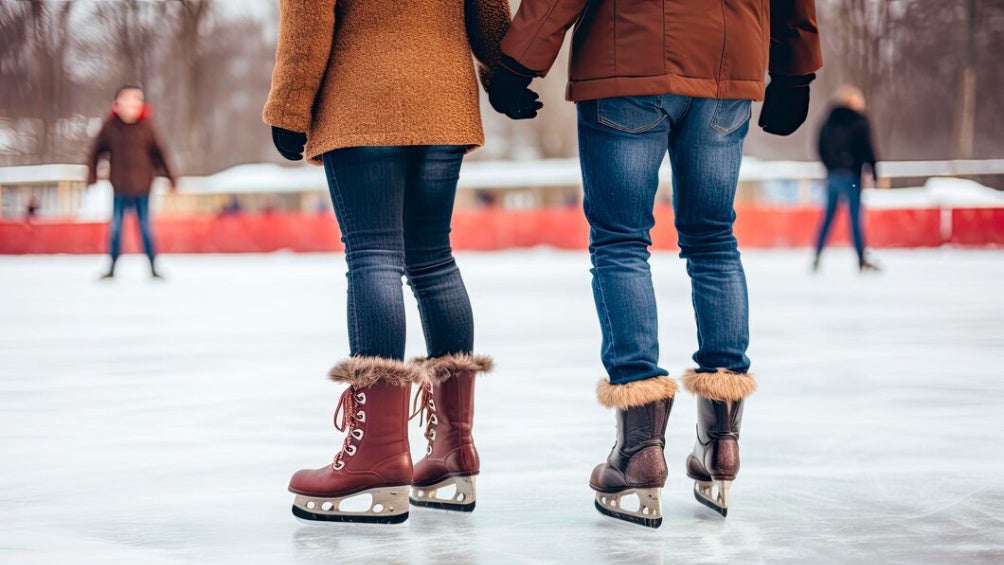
[950,208,1004,246]
[0,206,998,254]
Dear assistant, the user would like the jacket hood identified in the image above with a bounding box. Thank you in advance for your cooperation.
[109,103,153,124]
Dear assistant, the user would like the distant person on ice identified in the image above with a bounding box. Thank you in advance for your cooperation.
[86,85,176,279]
[263,0,527,523]
[814,85,881,273]
[490,0,822,525]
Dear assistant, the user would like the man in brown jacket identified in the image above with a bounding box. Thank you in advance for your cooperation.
[489,0,822,526]
[86,85,176,279]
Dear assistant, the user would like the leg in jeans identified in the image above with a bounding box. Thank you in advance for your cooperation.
[667,97,752,374]
[323,146,409,360]
[133,195,157,266]
[402,145,474,358]
[843,176,867,262]
[814,174,844,258]
[108,195,127,266]
[577,96,676,385]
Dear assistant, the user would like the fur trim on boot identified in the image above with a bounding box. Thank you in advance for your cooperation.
[415,353,494,384]
[596,376,679,410]
[682,369,756,402]
[327,356,423,388]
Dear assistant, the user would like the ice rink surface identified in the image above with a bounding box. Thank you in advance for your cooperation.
[1,249,1002,564]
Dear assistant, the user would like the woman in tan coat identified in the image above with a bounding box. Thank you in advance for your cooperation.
[263,0,536,524]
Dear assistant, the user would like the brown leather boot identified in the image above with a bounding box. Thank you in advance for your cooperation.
[683,369,757,517]
[409,353,493,512]
[288,356,422,524]
[590,376,678,528]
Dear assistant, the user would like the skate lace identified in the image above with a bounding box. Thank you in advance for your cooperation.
[331,387,366,471]
[409,383,438,454]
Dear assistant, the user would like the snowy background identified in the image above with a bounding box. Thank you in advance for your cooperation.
[1,249,1002,563]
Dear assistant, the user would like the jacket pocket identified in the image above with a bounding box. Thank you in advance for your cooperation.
[710,99,752,134]
[597,96,665,133]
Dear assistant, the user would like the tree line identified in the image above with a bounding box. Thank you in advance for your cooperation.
[1,0,1001,175]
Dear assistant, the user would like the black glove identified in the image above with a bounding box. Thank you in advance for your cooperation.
[758,73,815,136]
[271,126,307,161]
[488,55,544,120]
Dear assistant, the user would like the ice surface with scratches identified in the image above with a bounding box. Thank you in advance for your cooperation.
[1,249,1002,564]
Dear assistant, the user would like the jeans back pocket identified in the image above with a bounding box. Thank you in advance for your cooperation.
[709,99,752,134]
[596,96,666,134]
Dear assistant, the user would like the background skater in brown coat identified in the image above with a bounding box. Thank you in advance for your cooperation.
[489,0,822,525]
[86,85,176,279]
[263,0,528,524]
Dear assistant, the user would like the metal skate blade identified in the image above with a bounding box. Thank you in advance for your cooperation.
[410,475,477,512]
[693,480,729,517]
[292,505,409,524]
[409,498,476,513]
[593,488,663,529]
[594,500,663,529]
[290,486,410,524]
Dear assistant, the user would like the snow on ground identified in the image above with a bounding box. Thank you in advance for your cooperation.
[1,249,1003,564]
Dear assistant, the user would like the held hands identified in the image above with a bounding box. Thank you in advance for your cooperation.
[488,55,543,120]
[758,73,816,136]
[271,126,308,161]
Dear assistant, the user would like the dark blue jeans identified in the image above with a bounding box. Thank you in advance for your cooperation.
[109,195,155,264]
[577,94,752,384]
[815,171,866,261]
[322,145,474,361]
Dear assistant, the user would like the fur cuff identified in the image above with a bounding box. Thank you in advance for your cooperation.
[417,353,494,384]
[328,356,423,388]
[682,369,756,402]
[596,376,679,410]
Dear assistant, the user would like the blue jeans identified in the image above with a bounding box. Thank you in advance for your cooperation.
[815,171,866,261]
[109,195,156,264]
[577,95,752,384]
[322,145,474,361]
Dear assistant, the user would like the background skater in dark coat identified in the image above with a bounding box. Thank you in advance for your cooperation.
[814,85,880,272]
[86,85,176,279]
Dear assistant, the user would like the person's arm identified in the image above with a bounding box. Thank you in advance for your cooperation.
[86,125,109,186]
[262,0,337,133]
[465,0,512,89]
[149,127,177,189]
[769,0,823,77]
[859,118,879,183]
[500,0,590,76]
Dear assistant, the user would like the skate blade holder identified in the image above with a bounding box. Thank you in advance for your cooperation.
[593,488,662,528]
[291,486,409,524]
[410,475,477,512]
[694,479,732,517]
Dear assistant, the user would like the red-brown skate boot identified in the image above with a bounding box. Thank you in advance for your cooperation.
[683,369,757,517]
[590,376,678,528]
[288,357,422,524]
[409,353,493,512]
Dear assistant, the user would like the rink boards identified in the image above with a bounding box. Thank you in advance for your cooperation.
[0,206,1001,254]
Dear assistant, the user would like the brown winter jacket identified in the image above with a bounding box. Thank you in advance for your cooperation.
[501,0,823,102]
[262,0,512,163]
[86,113,176,197]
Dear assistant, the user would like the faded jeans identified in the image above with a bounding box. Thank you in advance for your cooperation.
[577,94,752,384]
[109,195,155,264]
[322,145,474,361]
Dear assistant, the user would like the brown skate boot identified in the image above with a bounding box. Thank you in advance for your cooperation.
[409,353,493,512]
[590,376,678,528]
[288,356,422,524]
[683,369,757,517]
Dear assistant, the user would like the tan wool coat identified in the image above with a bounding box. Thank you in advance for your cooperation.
[263,0,511,163]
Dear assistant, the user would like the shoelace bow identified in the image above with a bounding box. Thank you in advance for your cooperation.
[331,387,363,468]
